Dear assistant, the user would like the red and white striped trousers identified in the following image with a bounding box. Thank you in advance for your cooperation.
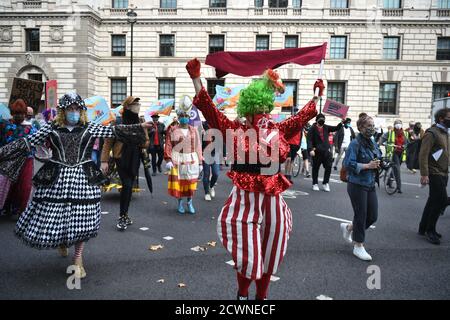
[217,186,293,280]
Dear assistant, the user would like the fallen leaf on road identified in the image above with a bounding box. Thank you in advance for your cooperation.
[149,244,164,251]
[207,241,217,247]
[178,283,186,288]
[157,279,165,283]
[191,245,207,252]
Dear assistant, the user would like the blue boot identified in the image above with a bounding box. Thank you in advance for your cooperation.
[187,198,196,214]
[177,199,185,214]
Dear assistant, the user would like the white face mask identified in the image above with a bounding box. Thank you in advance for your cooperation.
[394,124,402,130]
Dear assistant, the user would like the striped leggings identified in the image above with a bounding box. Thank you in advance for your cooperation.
[217,186,293,280]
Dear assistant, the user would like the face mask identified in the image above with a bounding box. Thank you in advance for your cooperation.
[66,111,80,125]
[344,123,350,128]
[444,119,450,129]
[394,124,402,130]
[317,119,325,126]
[179,117,189,125]
[363,127,376,138]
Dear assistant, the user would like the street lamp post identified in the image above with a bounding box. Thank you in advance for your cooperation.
[127,8,137,96]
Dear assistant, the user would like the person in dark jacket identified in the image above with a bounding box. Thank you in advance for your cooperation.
[333,118,356,170]
[148,114,166,175]
[307,113,343,192]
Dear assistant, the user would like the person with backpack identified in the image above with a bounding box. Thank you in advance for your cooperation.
[418,108,450,245]
[341,115,382,261]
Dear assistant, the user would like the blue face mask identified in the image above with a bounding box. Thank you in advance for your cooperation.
[344,123,351,128]
[66,111,80,125]
[179,117,189,125]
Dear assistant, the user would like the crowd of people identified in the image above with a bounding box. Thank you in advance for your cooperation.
[0,59,449,300]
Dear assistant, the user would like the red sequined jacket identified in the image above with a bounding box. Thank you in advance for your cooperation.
[193,87,317,195]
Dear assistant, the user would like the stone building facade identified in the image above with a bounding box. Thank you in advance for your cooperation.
[0,0,449,125]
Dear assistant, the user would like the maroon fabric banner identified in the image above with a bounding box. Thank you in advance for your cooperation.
[205,43,327,78]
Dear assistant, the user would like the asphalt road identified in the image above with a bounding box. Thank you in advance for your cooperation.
[0,162,449,300]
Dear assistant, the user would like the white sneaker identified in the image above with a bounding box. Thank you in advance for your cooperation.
[205,194,212,201]
[340,223,353,244]
[210,187,216,198]
[312,184,320,191]
[322,183,330,192]
[353,246,372,261]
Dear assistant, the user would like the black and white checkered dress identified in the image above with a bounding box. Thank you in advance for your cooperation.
[11,122,145,249]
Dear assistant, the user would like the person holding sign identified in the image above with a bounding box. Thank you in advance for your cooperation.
[307,114,343,192]
[0,92,153,279]
[186,58,319,300]
[0,99,38,216]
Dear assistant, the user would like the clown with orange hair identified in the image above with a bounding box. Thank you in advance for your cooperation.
[0,99,38,215]
[186,58,323,300]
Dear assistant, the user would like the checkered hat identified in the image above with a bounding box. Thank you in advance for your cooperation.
[57,92,86,110]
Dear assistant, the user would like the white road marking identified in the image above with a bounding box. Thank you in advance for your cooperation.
[139,227,149,231]
[101,211,109,215]
[315,214,376,229]
[163,236,174,241]
[316,294,333,300]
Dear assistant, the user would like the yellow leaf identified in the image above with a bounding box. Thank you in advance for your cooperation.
[207,241,217,247]
[149,244,164,251]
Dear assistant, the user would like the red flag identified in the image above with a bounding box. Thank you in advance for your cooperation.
[205,43,327,78]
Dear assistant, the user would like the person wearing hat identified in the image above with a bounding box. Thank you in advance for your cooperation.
[148,113,166,176]
[333,117,355,171]
[164,95,203,214]
[307,113,344,192]
[101,96,150,231]
[0,92,152,279]
[187,58,318,300]
[0,99,38,215]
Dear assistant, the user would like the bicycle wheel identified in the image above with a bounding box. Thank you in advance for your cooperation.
[292,156,302,178]
[384,167,397,195]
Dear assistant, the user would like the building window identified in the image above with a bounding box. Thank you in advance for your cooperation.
[330,36,347,59]
[160,35,175,57]
[160,0,177,8]
[158,79,176,100]
[383,0,401,8]
[112,0,128,8]
[292,0,302,8]
[437,37,450,60]
[28,73,43,82]
[327,82,346,104]
[383,36,400,60]
[438,0,450,8]
[379,83,399,115]
[111,78,127,108]
[269,0,288,7]
[25,28,40,52]
[285,35,298,48]
[256,35,270,51]
[209,35,225,54]
[331,0,348,8]
[432,83,450,102]
[207,79,225,98]
[111,35,126,56]
[255,0,264,7]
[282,81,298,112]
[209,0,226,7]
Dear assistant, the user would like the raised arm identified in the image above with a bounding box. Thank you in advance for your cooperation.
[186,59,237,132]
[277,98,318,140]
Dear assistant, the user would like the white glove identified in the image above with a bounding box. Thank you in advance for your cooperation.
[165,161,174,170]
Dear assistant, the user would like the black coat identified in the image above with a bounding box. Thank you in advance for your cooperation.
[307,122,343,154]
[148,123,165,149]
[334,126,356,151]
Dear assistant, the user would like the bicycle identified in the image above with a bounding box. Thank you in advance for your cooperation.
[377,157,397,195]
[291,149,303,178]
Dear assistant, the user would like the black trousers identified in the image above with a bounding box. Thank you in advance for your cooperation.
[149,145,164,173]
[347,182,378,243]
[392,152,403,192]
[419,175,448,234]
[312,151,332,185]
[116,159,136,216]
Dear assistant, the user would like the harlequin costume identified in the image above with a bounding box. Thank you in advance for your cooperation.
[187,58,321,299]
[0,99,38,215]
[0,92,147,278]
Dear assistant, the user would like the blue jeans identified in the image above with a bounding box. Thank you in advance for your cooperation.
[203,161,220,194]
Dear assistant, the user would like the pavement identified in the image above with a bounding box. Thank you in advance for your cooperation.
[0,162,449,300]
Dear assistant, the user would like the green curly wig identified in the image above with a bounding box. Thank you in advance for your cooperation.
[236,79,275,117]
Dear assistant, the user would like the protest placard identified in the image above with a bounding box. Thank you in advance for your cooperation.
[45,80,58,110]
[9,77,44,110]
[323,99,349,119]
